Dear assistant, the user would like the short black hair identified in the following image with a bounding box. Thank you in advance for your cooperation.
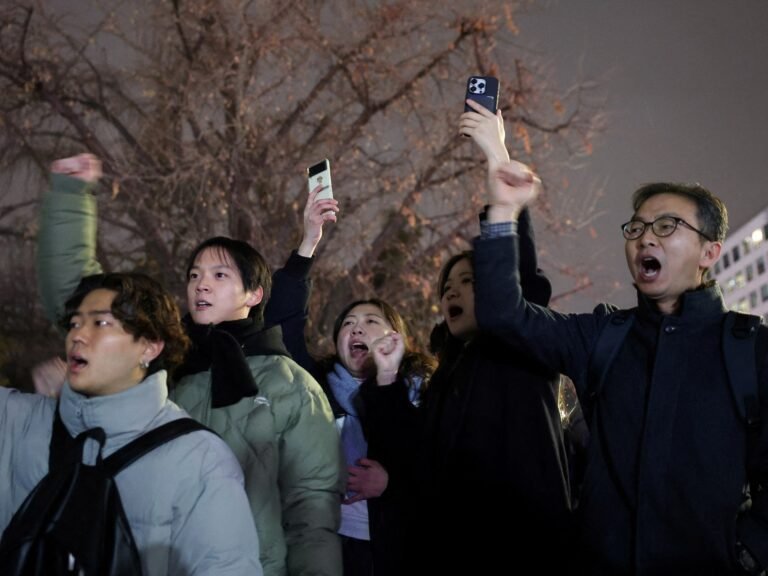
[437,250,474,298]
[186,237,272,322]
[61,273,190,374]
[632,182,728,243]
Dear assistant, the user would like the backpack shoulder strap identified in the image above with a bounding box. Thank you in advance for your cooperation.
[48,407,75,471]
[48,408,109,471]
[585,309,636,420]
[104,418,212,475]
[722,310,762,431]
[723,311,768,569]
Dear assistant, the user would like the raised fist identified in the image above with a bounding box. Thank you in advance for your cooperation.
[50,153,102,183]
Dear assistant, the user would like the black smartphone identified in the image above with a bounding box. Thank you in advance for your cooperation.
[464,76,499,113]
[307,159,333,200]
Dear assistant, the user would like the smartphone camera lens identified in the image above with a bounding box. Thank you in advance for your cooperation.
[469,78,486,94]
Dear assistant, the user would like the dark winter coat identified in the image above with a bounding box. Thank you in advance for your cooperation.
[473,232,768,575]
[361,211,575,576]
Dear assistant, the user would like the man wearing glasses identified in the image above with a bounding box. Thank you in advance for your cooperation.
[470,162,768,575]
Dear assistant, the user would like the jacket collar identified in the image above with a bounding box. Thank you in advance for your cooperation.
[175,318,289,407]
[636,281,726,323]
[59,371,169,448]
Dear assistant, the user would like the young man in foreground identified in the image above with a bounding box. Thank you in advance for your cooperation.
[1,273,262,575]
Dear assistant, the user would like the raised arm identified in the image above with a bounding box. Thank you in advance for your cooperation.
[459,97,510,166]
[473,160,606,392]
[297,184,338,259]
[31,357,67,399]
[37,154,103,325]
[460,99,551,306]
[265,185,337,374]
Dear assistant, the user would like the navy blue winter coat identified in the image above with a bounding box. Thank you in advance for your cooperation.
[474,233,768,575]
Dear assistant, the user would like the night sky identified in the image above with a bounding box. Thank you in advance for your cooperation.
[30,0,768,312]
[518,0,768,310]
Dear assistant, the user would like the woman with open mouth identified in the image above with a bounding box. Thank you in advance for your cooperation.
[266,188,435,576]
[361,100,577,575]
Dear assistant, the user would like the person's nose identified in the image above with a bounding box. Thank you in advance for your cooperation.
[195,275,210,293]
[68,324,87,345]
[636,224,658,246]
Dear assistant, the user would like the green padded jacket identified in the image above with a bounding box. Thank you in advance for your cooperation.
[37,174,343,576]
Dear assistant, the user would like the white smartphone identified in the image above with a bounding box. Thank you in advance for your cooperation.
[307,159,333,200]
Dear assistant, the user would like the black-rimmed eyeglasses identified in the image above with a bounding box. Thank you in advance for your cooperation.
[620,216,713,242]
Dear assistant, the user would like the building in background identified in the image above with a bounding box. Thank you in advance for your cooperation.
[712,206,768,319]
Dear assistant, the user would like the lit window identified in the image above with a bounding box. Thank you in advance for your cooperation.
[735,271,746,288]
[743,239,751,255]
[737,298,749,312]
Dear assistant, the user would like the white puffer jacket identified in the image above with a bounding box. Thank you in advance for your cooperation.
[0,371,263,576]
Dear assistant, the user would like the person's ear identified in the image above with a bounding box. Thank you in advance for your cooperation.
[140,340,165,368]
[245,286,264,308]
[699,240,721,270]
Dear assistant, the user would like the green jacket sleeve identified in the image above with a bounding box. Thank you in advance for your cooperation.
[278,366,343,576]
[37,174,103,325]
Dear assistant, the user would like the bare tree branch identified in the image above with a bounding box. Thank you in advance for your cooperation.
[0,0,604,362]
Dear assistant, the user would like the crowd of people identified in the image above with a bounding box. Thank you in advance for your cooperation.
[0,96,767,576]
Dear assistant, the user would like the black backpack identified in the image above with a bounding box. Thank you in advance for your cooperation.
[584,309,768,569]
[587,309,763,437]
[0,412,209,576]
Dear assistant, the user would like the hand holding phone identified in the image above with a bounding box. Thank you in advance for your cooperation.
[460,77,507,163]
[464,76,499,114]
[300,159,337,258]
[307,159,333,200]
